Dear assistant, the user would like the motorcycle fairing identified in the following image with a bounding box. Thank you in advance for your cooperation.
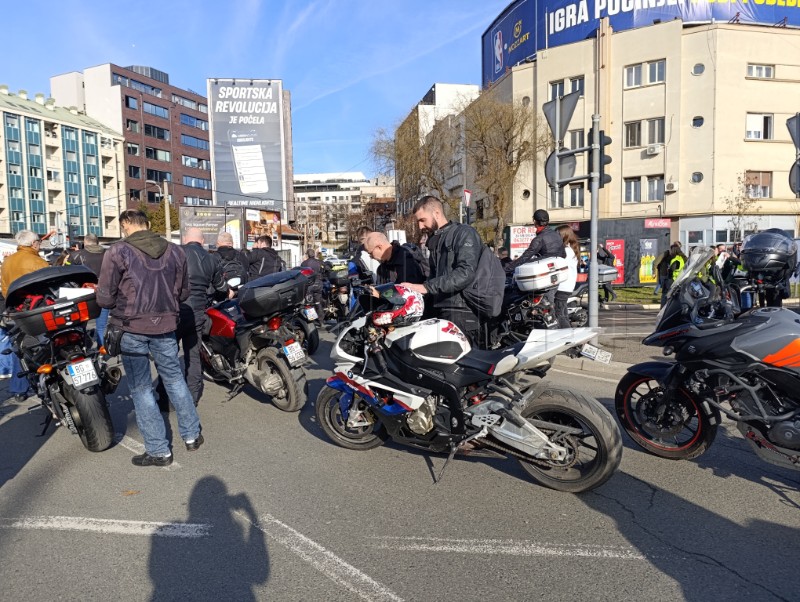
[385,318,471,364]
[516,327,599,370]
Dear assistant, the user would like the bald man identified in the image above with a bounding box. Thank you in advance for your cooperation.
[156,227,228,410]
[364,232,425,286]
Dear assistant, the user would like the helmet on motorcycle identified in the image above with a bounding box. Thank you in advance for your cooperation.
[533,209,550,226]
[740,229,798,284]
[372,285,425,328]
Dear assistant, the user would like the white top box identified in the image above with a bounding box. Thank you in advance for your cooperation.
[514,256,569,292]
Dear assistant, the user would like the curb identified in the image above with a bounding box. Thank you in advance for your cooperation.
[552,354,632,378]
[596,302,661,310]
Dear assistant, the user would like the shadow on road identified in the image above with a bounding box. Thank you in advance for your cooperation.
[149,476,269,601]
[0,396,56,489]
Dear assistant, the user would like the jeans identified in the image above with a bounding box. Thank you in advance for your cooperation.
[95,308,109,347]
[554,290,571,329]
[0,328,13,379]
[8,352,29,396]
[121,331,201,457]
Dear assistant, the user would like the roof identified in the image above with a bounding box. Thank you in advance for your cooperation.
[0,90,123,137]
[279,224,302,237]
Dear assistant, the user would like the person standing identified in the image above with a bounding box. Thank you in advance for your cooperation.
[402,196,481,341]
[363,232,425,285]
[247,235,285,280]
[596,244,618,304]
[97,210,202,467]
[68,233,108,345]
[300,247,324,325]
[658,243,687,307]
[498,247,512,268]
[213,232,248,285]
[1,230,48,402]
[554,225,579,329]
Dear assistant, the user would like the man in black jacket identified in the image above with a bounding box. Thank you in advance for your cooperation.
[364,232,425,285]
[247,235,285,280]
[68,233,108,345]
[300,248,324,325]
[402,196,481,340]
[504,209,566,274]
[213,231,248,284]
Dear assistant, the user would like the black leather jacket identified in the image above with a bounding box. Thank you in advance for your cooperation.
[183,241,227,312]
[504,227,566,273]
[425,221,481,312]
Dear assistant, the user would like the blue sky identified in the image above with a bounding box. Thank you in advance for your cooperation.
[2,0,506,177]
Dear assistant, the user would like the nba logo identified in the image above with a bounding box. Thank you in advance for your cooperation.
[494,30,503,74]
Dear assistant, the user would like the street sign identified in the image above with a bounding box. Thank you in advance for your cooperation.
[542,91,581,143]
[464,189,472,207]
[545,151,576,187]
[788,115,799,149]
[790,160,800,196]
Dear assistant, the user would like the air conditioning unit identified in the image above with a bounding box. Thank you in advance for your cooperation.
[665,181,678,193]
[646,144,663,156]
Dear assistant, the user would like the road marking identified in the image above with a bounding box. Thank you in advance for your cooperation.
[238,512,403,602]
[369,536,644,560]
[551,369,619,384]
[114,433,181,471]
[0,516,210,538]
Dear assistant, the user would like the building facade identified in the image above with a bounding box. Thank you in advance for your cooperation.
[0,86,125,240]
[51,64,212,211]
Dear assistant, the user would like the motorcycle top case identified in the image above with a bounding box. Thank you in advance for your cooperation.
[514,256,569,292]
[238,269,309,318]
[575,265,618,285]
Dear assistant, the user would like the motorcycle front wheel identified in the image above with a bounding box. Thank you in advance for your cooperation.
[517,387,622,493]
[315,386,387,450]
[615,372,716,460]
[569,307,588,328]
[65,385,114,452]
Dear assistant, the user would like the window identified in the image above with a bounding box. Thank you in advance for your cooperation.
[745,113,773,140]
[172,94,198,110]
[127,143,140,156]
[66,150,78,163]
[31,213,45,224]
[145,147,171,162]
[126,119,140,133]
[146,169,171,182]
[624,177,641,203]
[112,73,162,97]
[180,114,208,130]
[29,167,42,178]
[747,64,774,78]
[647,175,665,201]
[550,187,564,209]
[85,154,97,166]
[68,194,79,205]
[5,114,19,128]
[28,143,41,156]
[198,104,208,114]
[570,76,584,96]
[182,155,210,170]
[569,183,584,207]
[144,124,170,140]
[128,165,141,179]
[625,64,642,88]
[31,190,42,201]
[745,171,772,198]
[125,96,138,109]
[183,175,212,190]
[181,134,209,150]
[649,59,665,84]
[47,169,60,182]
[569,129,584,149]
[691,172,704,183]
[624,122,641,148]
[66,172,79,183]
[184,196,212,206]
[692,116,704,128]
[10,188,23,199]
[143,101,169,119]
[87,175,98,186]
[647,118,665,144]
[549,80,565,100]
[692,63,705,76]
[129,188,141,201]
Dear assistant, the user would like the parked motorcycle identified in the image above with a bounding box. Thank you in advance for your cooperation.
[615,245,800,472]
[200,269,310,411]
[316,284,622,493]
[3,266,119,452]
[323,268,351,322]
[289,299,320,355]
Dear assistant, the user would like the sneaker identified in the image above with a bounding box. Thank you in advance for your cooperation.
[132,453,173,467]
[185,434,204,452]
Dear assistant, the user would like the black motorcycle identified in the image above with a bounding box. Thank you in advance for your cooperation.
[4,266,119,452]
[615,246,800,471]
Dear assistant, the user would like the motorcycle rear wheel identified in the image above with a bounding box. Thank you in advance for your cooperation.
[256,347,307,412]
[315,386,387,450]
[66,385,114,452]
[569,308,588,328]
[615,373,716,460]
[517,387,622,493]
[291,317,320,355]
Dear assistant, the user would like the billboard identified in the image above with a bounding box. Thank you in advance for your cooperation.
[244,209,281,249]
[179,206,244,249]
[509,225,538,257]
[482,0,800,87]
[207,78,287,213]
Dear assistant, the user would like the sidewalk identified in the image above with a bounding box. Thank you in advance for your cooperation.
[552,353,632,378]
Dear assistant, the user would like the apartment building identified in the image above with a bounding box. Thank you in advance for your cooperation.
[0,86,125,240]
[51,64,212,210]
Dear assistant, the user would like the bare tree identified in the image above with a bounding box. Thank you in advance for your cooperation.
[722,173,762,241]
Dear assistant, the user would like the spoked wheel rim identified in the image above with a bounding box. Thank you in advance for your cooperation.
[623,377,703,451]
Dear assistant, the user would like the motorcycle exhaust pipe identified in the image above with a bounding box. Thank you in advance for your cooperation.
[101,365,123,394]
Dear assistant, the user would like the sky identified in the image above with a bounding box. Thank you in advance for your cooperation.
[1,0,507,178]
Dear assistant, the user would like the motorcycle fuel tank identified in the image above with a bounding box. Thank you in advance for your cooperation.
[733,307,800,371]
[384,318,471,364]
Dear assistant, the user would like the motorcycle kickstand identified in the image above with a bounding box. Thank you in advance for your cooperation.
[226,380,245,402]
[434,426,489,484]
[37,412,54,437]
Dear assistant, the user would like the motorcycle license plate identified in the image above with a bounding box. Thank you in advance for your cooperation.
[580,343,612,364]
[67,359,100,388]
[302,307,318,321]
[283,342,305,366]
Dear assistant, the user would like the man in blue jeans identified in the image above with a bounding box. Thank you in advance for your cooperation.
[97,210,203,467]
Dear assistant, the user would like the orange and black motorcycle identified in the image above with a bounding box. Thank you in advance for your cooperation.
[615,245,800,472]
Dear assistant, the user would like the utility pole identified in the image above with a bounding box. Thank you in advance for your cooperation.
[163,180,170,241]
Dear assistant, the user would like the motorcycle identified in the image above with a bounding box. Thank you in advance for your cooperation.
[200,269,310,411]
[3,266,119,452]
[323,268,352,322]
[316,284,622,493]
[615,245,800,471]
[289,297,320,355]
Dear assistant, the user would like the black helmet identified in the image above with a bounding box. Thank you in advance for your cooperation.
[740,229,797,284]
[533,209,550,225]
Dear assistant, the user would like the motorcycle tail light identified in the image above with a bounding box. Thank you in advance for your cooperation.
[267,316,282,331]
[285,338,295,346]
[70,357,86,363]
[300,268,314,277]
[53,332,83,347]
[37,364,54,374]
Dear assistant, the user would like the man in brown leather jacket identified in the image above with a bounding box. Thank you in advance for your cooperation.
[1,230,48,298]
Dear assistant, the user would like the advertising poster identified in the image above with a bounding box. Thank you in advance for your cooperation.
[207,78,286,213]
[605,239,625,285]
[245,209,281,249]
[180,206,244,249]
[509,225,538,258]
[639,239,657,284]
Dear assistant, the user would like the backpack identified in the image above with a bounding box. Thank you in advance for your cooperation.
[250,250,285,279]
[462,244,505,319]
[403,243,430,279]
[220,253,248,284]
[601,249,615,266]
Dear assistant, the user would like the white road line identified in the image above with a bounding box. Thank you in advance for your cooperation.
[551,369,619,384]
[0,516,210,538]
[369,536,645,560]
[238,512,403,602]
[114,433,181,470]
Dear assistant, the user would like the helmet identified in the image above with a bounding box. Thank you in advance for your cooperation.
[740,229,797,284]
[372,285,425,327]
[533,209,550,225]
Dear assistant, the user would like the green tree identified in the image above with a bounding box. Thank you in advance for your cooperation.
[147,203,180,236]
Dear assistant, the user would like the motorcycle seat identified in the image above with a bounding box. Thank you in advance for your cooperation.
[458,342,523,376]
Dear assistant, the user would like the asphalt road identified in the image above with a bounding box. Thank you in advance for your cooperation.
[1,324,800,601]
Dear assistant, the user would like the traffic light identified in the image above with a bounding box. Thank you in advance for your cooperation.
[588,127,613,188]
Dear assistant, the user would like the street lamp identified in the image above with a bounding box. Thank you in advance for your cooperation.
[145,179,171,239]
